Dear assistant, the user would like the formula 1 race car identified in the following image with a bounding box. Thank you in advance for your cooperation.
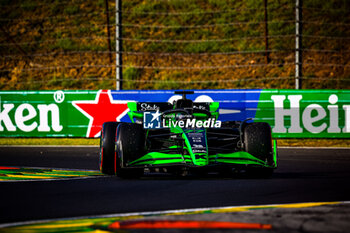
[99,91,277,178]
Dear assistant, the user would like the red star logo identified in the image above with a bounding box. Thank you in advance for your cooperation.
[73,90,129,137]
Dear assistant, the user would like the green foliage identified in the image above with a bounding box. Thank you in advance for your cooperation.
[64,5,80,15]
[50,0,63,15]
[123,67,142,89]
[46,76,84,89]
[97,0,104,8]
[51,38,77,50]
[184,42,220,53]
[96,79,115,89]
[20,1,36,11]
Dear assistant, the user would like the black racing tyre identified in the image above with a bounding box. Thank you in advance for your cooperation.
[243,122,273,163]
[99,122,119,175]
[243,122,274,178]
[115,123,145,178]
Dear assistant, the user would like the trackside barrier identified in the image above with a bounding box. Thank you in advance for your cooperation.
[0,89,349,138]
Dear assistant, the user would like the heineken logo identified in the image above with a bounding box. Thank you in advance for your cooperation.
[0,101,62,133]
[271,94,350,134]
[0,90,130,137]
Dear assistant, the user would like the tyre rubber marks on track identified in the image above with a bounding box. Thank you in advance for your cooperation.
[109,220,272,229]
[0,201,343,232]
[0,167,102,181]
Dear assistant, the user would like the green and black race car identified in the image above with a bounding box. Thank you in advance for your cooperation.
[99,91,277,178]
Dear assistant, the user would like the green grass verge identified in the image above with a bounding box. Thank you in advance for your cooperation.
[0,138,348,147]
[277,139,350,148]
[0,138,99,146]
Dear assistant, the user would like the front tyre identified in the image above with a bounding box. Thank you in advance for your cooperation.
[243,122,274,178]
[115,123,145,178]
[99,122,119,175]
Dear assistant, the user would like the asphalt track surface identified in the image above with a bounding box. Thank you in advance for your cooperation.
[0,146,350,224]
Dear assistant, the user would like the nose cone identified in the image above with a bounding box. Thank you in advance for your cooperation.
[194,154,208,166]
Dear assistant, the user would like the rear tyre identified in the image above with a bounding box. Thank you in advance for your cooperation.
[99,122,119,175]
[243,122,274,178]
[115,123,145,178]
